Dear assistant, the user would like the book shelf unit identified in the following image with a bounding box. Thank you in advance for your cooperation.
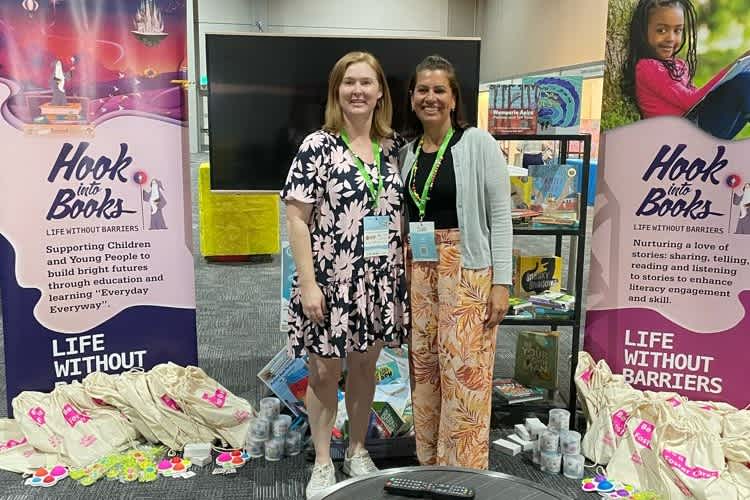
[494,133,592,427]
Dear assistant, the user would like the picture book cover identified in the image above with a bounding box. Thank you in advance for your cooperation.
[687,56,750,115]
[492,378,545,404]
[521,76,583,134]
[527,163,580,214]
[514,330,559,390]
[488,84,539,135]
[515,256,562,298]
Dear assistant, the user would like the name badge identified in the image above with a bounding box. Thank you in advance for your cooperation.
[409,221,438,262]
[363,216,389,258]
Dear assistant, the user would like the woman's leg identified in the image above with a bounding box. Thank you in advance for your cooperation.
[436,265,497,469]
[306,354,343,465]
[694,73,750,140]
[408,256,442,465]
[344,341,384,456]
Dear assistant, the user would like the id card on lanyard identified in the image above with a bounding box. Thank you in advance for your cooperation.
[341,131,388,258]
[409,221,438,261]
[407,128,454,263]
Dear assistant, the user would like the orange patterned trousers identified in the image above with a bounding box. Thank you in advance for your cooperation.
[406,229,497,469]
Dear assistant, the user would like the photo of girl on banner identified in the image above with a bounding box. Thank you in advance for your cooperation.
[604,0,750,141]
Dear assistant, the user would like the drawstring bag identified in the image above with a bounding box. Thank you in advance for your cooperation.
[161,363,255,448]
[0,418,56,474]
[684,400,736,437]
[13,383,139,468]
[722,410,750,499]
[145,364,217,448]
[115,370,183,450]
[605,401,661,492]
[49,383,140,467]
[580,380,643,464]
[656,417,737,500]
[574,351,613,426]
[83,371,161,444]
[12,391,66,457]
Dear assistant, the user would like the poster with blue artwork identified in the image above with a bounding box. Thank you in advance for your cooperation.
[522,76,583,134]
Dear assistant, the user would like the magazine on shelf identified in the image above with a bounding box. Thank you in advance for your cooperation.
[492,378,545,404]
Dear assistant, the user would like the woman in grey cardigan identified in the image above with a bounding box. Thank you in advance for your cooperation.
[401,55,513,469]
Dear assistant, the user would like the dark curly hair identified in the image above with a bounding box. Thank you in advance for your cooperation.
[622,0,698,111]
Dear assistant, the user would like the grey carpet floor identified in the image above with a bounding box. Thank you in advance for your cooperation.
[0,153,594,499]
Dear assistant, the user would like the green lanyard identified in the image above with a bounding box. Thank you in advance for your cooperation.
[408,128,454,221]
[340,131,382,209]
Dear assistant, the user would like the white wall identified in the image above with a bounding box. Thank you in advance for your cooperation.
[267,0,449,36]
[479,0,607,82]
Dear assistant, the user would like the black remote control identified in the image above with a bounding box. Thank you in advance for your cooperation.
[383,477,475,499]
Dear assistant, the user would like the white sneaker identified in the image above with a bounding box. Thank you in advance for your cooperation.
[342,449,379,477]
[306,461,336,499]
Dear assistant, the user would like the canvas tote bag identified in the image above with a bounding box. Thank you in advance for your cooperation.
[0,418,56,474]
[160,363,255,448]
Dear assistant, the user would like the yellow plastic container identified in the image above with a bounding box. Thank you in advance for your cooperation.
[198,163,280,257]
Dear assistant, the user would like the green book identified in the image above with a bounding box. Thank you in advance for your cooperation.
[514,330,559,390]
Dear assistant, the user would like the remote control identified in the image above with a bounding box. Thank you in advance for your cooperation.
[383,477,475,499]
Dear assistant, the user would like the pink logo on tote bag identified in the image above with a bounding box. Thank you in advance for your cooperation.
[662,449,719,479]
[28,407,46,426]
[611,409,630,437]
[633,420,655,449]
[0,437,27,452]
[62,404,91,427]
[160,394,182,412]
[202,389,227,408]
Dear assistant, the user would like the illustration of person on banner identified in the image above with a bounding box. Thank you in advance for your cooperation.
[620,0,750,140]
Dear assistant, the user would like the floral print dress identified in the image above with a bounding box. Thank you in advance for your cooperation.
[281,130,408,358]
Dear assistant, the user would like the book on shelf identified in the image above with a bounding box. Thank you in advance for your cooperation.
[527,163,580,217]
[529,290,575,311]
[508,296,535,315]
[514,330,559,390]
[488,84,539,135]
[492,378,545,404]
[514,255,562,298]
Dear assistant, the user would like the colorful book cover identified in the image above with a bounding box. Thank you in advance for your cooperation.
[508,296,535,315]
[514,331,559,390]
[492,378,545,404]
[515,256,562,298]
[488,84,539,135]
[529,290,576,311]
[521,76,583,134]
[527,163,580,213]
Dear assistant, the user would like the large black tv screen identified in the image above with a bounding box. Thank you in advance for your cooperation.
[206,34,481,191]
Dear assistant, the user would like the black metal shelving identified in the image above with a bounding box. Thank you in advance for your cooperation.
[495,133,592,426]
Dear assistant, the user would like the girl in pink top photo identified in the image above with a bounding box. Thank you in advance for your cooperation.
[622,0,750,140]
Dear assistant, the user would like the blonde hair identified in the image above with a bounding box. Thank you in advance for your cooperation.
[323,51,393,140]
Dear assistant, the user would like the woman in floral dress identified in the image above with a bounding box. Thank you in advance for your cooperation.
[280,52,408,499]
